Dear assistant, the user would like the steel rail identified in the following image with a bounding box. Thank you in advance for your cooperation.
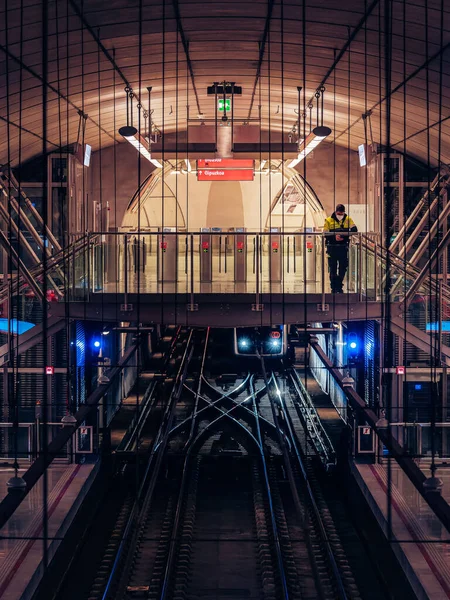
[198,376,288,443]
[103,329,195,600]
[271,374,348,600]
[159,330,213,600]
[185,327,210,447]
[159,372,288,600]
[170,375,251,436]
[249,372,290,600]
[117,326,182,453]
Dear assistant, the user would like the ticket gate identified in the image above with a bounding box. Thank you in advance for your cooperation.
[305,228,316,282]
[234,227,247,283]
[157,227,178,282]
[131,235,147,273]
[200,228,212,283]
[269,229,282,283]
[106,227,119,283]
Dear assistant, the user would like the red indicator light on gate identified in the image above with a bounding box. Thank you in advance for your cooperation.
[270,331,281,338]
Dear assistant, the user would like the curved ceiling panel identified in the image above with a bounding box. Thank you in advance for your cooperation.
[1,0,449,166]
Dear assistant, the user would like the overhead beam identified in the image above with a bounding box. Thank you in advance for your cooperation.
[336,38,450,142]
[307,0,380,106]
[68,0,131,90]
[0,42,115,144]
[247,0,275,120]
[0,115,59,150]
[172,0,202,115]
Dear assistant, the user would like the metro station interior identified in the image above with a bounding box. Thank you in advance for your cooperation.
[0,1,450,598]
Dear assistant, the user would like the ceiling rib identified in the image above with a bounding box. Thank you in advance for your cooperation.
[247,0,275,120]
[392,114,450,148]
[0,43,116,143]
[172,0,201,115]
[69,0,131,90]
[0,114,59,151]
[335,38,450,142]
[307,0,380,104]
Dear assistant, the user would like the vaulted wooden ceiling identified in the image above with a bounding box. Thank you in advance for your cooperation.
[1,0,449,167]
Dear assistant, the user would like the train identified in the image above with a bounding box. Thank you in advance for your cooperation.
[234,325,286,357]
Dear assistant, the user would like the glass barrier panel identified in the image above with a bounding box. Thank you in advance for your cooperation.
[31,231,395,299]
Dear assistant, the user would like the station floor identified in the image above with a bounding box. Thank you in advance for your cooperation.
[355,460,450,600]
[0,461,97,600]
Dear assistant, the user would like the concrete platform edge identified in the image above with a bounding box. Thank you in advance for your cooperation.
[22,461,100,600]
[351,461,427,600]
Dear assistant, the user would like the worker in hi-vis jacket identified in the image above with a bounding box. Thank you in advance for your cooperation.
[323,204,358,293]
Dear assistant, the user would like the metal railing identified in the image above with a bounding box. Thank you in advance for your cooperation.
[57,231,382,300]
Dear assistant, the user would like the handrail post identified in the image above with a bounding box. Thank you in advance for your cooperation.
[358,233,363,300]
[255,233,260,306]
[124,234,128,302]
[189,233,195,308]
[321,233,326,307]
[374,241,378,301]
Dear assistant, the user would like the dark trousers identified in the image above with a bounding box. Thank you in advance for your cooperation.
[327,245,349,292]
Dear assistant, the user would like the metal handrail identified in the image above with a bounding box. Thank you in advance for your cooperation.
[389,171,448,252]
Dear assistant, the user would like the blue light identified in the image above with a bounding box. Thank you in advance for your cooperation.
[93,340,101,348]
[271,339,280,348]
[0,319,35,335]
[426,322,450,332]
[349,341,357,349]
[415,384,422,391]
[239,338,248,348]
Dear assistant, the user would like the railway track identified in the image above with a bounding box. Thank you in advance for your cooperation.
[63,331,396,600]
[101,339,363,599]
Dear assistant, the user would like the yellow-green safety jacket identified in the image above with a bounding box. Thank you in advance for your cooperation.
[323,213,357,247]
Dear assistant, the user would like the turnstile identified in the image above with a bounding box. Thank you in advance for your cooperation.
[157,227,178,282]
[305,228,316,282]
[200,228,212,283]
[269,229,282,283]
[131,235,147,273]
[234,227,247,282]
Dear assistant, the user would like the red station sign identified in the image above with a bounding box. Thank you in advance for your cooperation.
[197,158,254,169]
[197,169,254,181]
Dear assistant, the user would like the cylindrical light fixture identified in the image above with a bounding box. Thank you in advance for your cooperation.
[118,125,163,169]
[288,125,332,168]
